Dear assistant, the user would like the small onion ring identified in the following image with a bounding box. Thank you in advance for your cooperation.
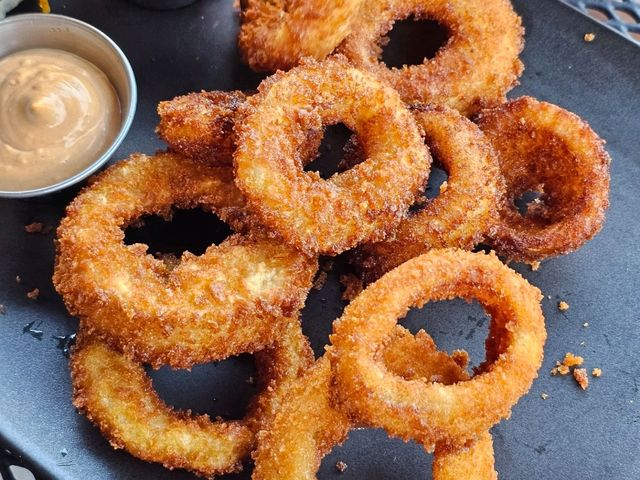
[71,318,313,477]
[238,0,364,72]
[252,325,497,479]
[53,152,317,368]
[353,105,503,283]
[234,57,431,255]
[338,0,524,116]
[330,248,546,448]
[476,96,611,262]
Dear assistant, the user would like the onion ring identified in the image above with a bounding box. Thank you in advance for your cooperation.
[156,90,324,167]
[233,57,431,255]
[238,0,363,72]
[330,248,546,448]
[53,152,317,368]
[476,96,611,262]
[252,325,497,479]
[71,318,313,477]
[338,0,524,116]
[352,105,503,283]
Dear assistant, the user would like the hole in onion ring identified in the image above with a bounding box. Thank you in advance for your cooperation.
[514,190,544,217]
[409,166,449,214]
[147,354,257,420]
[303,123,357,179]
[124,207,233,257]
[381,17,449,68]
[319,428,431,477]
[403,299,489,370]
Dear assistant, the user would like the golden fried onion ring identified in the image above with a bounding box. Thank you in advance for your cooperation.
[476,96,611,263]
[71,318,313,477]
[330,249,546,448]
[54,152,317,368]
[338,0,524,116]
[234,57,431,255]
[252,326,497,479]
[238,0,363,72]
[353,105,503,283]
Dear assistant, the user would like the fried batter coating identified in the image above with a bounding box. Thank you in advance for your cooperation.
[234,57,431,255]
[476,97,611,262]
[54,152,317,368]
[157,90,247,165]
[338,0,524,116]
[157,90,324,166]
[330,249,546,448]
[238,0,364,72]
[252,325,496,479]
[433,432,497,480]
[353,106,503,283]
[71,319,313,478]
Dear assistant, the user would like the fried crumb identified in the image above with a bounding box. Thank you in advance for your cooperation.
[583,322,589,328]
[246,376,255,385]
[551,363,570,376]
[540,392,549,400]
[579,341,586,346]
[313,271,328,290]
[563,352,584,367]
[529,261,541,271]
[584,33,596,42]
[592,368,602,377]
[335,461,348,473]
[27,288,40,300]
[451,349,470,369]
[15,275,21,284]
[439,181,448,194]
[340,274,363,301]
[573,368,589,390]
[24,222,52,234]
[0,304,6,315]
[558,300,569,311]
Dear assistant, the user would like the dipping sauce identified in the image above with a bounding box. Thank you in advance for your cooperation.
[0,48,120,191]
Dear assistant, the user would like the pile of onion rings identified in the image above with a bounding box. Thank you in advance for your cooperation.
[51,0,615,476]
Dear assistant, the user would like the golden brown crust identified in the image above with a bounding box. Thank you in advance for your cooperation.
[233,56,431,255]
[71,319,313,477]
[330,249,546,448]
[476,96,611,262]
[238,0,364,72]
[54,152,317,368]
[338,0,524,116]
[433,432,497,480]
[352,106,503,283]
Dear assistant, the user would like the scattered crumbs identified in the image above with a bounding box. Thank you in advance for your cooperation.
[529,261,541,271]
[27,288,40,300]
[0,304,5,315]
[563,352,584,367]
[15,275,22,284]
[583,322,589,328]
[24,222,53,234]
[551,363,570,376]
[584,33,596,42]
[339,273,363,302]
[60,448,68,457]
[547,295,551,300]
[573,368,589,390]
[592,368,602,378]
[541,392,549,400]
[439,180,448,194]
[558,301,569,312]
[313,271,328,290]
[336,461,348,473]
[580,341,586,346]
[246,376,255,385]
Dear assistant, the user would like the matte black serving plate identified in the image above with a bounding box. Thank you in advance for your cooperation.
[1,1,639,478]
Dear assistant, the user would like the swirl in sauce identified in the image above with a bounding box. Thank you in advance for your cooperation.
[0,48,120,191]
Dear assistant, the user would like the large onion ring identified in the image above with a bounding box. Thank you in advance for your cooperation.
[330,248,546,448]
[338,0,524,116]
[353,105,503,283]
[71,318,313,477]
[238,0,363,72]
[234,57,431,255]
[53,152,317,368]
[476,96,611,262]
[252,325,496,479]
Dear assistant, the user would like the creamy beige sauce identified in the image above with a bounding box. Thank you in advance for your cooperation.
[0,48,120,191]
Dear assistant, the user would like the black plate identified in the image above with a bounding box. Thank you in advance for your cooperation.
[1,1,640,479]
